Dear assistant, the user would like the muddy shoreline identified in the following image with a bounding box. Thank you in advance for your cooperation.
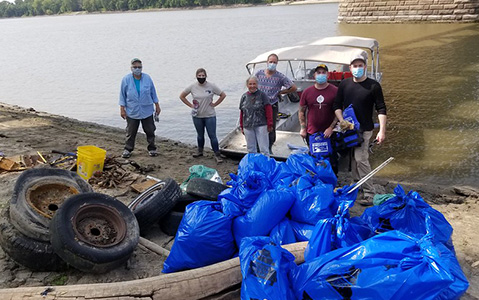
[0,102,478,298]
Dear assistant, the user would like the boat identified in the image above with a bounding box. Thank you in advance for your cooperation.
[219,36,382,160]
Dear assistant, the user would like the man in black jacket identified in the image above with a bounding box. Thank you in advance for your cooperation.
[333,51,387,206]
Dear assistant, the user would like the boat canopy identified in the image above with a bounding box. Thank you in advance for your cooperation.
[310,36,379,49]
[246,36,381,82]
[246,45,369,67]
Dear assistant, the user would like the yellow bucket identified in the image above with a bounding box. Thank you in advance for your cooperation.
[76,145,107,180]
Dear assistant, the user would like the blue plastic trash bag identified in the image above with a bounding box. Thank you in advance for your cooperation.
[238,153,278,177]
[240,237,296,300]
[434,241,470,300]
[233,188,295,246]
[291,228,468,300]
[270,218,296,245]
[220,171,272,217]
[305,201,374,261]
[361,185,454,250]
[290,220,315,242]
[237,153,294,186]
[334,184,359,210]
[286,153,337,186]
[162,201,236,273]
[289,175,336,225]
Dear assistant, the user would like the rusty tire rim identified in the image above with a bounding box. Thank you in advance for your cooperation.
[26,181,80,219]
[72,204,126,248]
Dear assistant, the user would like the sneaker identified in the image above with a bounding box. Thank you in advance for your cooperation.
[214,153,223,163]
[192,150,203,158]
[358,196,374,206]
[148,150,158,157]
[122,149,131,158]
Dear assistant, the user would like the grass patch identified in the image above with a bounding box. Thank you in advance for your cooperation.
[48,274,69,286]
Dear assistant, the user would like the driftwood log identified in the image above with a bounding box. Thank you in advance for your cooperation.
[0,242,307,300]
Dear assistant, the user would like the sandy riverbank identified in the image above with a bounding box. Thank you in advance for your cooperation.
[0,102,477,298]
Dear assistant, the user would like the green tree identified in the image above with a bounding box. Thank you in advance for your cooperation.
[32,0,44,15]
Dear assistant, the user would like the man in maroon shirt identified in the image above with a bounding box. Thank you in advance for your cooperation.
[299,64,338,172]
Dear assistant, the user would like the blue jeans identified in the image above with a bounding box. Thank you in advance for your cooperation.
[192,116,219,153]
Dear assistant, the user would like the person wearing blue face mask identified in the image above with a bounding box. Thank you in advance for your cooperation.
[333,51,387,206]
[119,58,161,158]
[299,64,339,173]
[255,53,297,153]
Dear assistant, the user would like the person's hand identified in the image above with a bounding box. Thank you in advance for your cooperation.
[300,128,307,138]
[324,127,333,138]
[267,125,273,133]
[376,131,386,145]
[120,107,126,120]
[155,107,161,116]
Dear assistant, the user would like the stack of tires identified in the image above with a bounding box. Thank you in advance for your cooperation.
[0,170,229,272]
[0,168,140,273]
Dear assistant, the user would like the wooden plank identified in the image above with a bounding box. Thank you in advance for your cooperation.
[130,179,158,193]
[0,157,16,171]
[0,242,307,300]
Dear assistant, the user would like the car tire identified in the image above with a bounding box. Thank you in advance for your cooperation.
[174,193,202,211]
[158,193,201,236]
[186,178,229,201]
[49,193,140,273]
[159,211,184,237]
[0,207,67,271]
[129,178,181,233]
[9,168,93,242]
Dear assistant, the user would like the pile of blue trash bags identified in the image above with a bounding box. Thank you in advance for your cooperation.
[162,153,469,300]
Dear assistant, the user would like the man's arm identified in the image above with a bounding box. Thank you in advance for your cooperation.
[119,78,127,119]
[324,116,338,138]
[280,83,297,95]
[334,109,344,122]
[299,105,307,138]
[376,114,387,144]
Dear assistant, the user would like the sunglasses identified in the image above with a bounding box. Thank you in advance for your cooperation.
[132,66,142,69]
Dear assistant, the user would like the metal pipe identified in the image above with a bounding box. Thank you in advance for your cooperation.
[347,157,394,194]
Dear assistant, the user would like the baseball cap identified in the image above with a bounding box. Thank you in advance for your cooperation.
[314,64,329,72]
[131,58,142,64]
[350,51,368,65]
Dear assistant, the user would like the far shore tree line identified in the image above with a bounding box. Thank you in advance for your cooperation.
[0,0,278,18]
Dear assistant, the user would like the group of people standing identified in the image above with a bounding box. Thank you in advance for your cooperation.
[118,51,387,206]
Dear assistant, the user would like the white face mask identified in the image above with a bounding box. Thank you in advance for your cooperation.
[131,67,142,76]
[267,63,277,71]
[351,67,364,78]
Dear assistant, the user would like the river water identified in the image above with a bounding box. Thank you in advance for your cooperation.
[0,4,478,186]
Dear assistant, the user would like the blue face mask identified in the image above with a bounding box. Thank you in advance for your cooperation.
[351,67,364,78]
[267,63,277,71]
[132,68,142,76]
[315,74,328,84]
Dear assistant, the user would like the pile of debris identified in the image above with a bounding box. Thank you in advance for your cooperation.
[88,156,137,188]
[0,153,54,173]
